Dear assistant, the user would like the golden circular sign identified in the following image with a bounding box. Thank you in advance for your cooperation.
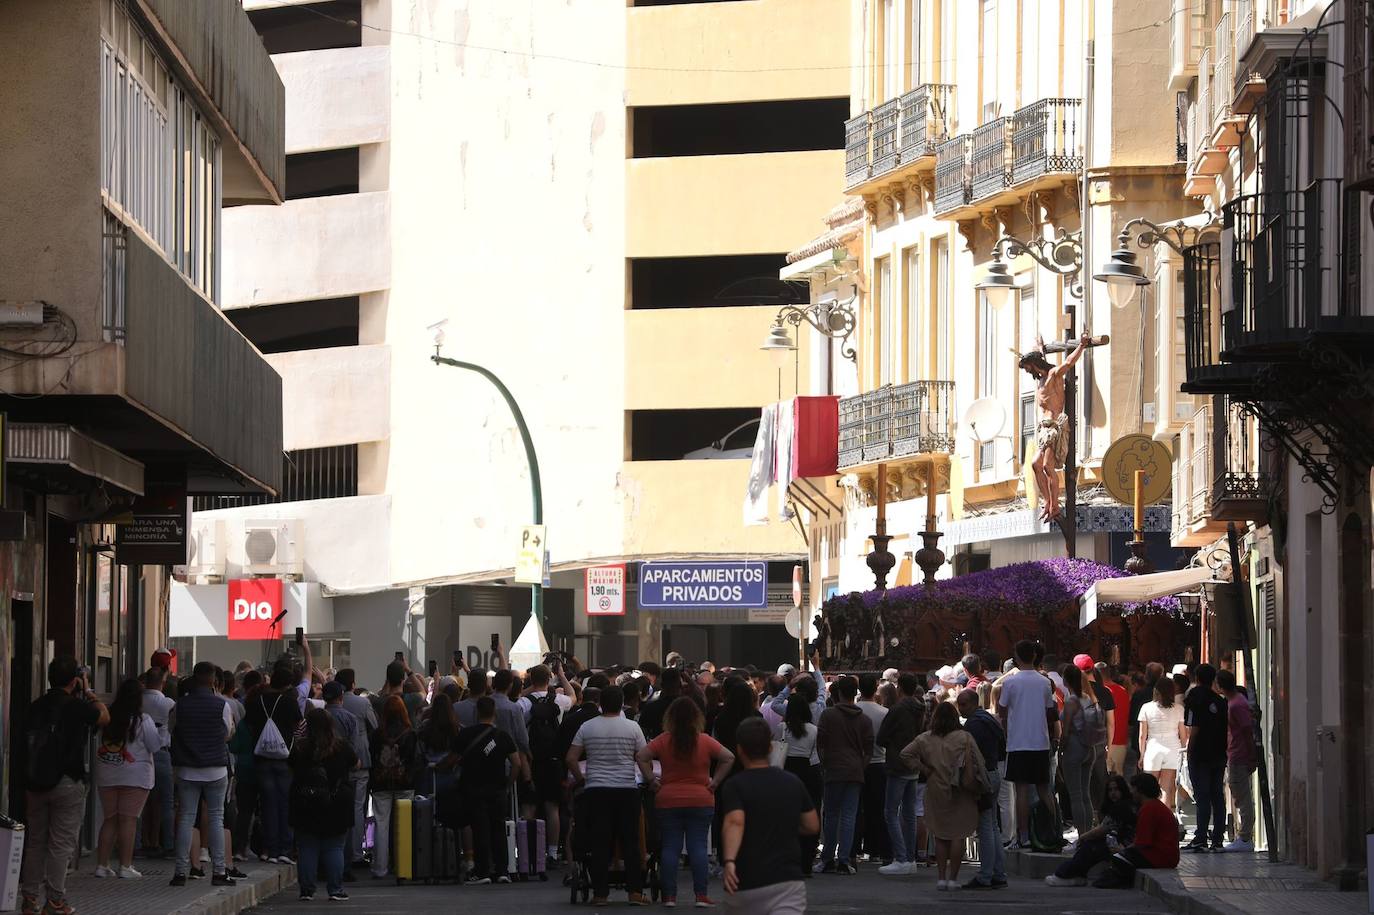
[1102,435,1173,506]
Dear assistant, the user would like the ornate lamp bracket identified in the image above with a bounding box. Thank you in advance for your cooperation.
[771,297,859,364]
[1115,214,1221,255]
[991,230,1084,300]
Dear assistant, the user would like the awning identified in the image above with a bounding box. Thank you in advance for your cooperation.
[7,423,145,495]
[1079,566,1213,627]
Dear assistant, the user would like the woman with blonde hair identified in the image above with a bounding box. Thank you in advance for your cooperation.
[900,702,987,890]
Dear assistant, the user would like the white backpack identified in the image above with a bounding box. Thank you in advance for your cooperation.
[255,696,290,760]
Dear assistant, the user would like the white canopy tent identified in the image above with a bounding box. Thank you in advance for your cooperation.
[1079,566,1214,628]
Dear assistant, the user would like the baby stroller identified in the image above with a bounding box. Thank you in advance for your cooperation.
[566,786,661,904]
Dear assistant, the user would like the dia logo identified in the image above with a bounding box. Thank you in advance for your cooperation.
[233,599,275,621]
[227,579,284,640]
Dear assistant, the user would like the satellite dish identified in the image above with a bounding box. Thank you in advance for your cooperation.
[961,397,1007,443]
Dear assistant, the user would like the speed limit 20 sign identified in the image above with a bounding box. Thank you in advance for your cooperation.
[585,564,626,616]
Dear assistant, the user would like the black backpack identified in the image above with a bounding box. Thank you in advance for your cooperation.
[528,693,561,762]
[26,700,65,793]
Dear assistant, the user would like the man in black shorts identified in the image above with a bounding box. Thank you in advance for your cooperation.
[996,640,1060,847]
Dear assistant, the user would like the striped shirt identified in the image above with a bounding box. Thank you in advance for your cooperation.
[572,714,646,789]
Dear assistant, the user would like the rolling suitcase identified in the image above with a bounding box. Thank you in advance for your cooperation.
[515,818,548,881]
[412,794,436,881]
[394,798,414,882]
[504,793,519,878]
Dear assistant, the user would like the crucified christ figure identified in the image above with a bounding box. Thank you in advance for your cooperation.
[1019,329,1092,522]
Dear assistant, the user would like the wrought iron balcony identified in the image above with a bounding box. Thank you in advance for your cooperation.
[844,112,871,188]
[1181,240,1256,394]
[1224,178,1352,358]
[969,117,1013,202]
[1210,395,1272,523]
[933,135,972,214]
[900,84,956,162]
[843,85,957,193]
[1011,98,1083,185]
[837,381,955,469]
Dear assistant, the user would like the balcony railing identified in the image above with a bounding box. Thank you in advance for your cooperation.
[843,85,957,191]
[1211,12,1235,134]
[934,135,972,213]
[1211,395,1272,522]
[970,117,1013,201]
[1188,404,1212,524]
[844,112,871,187]
[1225,179,1346,355]
[1011,98,1083,184]
[1170,0,1216,90]
[1181,241,1254,393]
[1195,46,1213,160]
[900,83,956,162]
[871,98,901,177]
[838,381,956,468]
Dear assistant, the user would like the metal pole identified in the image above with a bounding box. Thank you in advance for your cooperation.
[432,355,545,627]
[1226,522,1278,862]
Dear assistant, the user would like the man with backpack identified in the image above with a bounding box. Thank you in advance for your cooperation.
[521,664,570,865]
[452,696,522,885]
[20,657,109,915]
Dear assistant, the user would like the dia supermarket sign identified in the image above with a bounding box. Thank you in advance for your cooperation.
[638,561,768,609]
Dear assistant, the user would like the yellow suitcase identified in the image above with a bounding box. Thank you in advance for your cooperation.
[395,797,413,881]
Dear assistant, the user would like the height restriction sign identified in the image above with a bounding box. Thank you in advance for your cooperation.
[585,564,626,616]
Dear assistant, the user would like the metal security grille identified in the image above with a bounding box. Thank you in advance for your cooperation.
[192,444,357,511]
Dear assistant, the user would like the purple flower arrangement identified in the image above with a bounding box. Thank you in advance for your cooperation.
[831,557,1181,618]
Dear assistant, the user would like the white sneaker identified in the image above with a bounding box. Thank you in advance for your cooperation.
[878,861,913,876]
[1222,839,1254,853]
[936,880,948,891]
[200,850,211,864]
[1045,875,1087,887]
[118,866,143,879]
[94,865,116,878]
[946,879,961,890]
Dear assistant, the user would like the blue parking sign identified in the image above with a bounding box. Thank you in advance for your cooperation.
[638,561,768,609]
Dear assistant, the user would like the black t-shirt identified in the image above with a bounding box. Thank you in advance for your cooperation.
[28,689,102,783]
[1129,685,1152,744]
[452,724,517,790]
[720,766,815,891]
[1183,686,1229,765]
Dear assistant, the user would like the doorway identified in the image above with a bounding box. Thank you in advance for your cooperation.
[8,599,34,819]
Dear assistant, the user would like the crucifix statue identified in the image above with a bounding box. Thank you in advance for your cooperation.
[1017,329,1110,533]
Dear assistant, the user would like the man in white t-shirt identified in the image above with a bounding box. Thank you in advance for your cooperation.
[566,686,649,906]
[996,640,1059,847]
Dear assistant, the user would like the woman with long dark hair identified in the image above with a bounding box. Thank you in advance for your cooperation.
[417,692,459,805]
[289,708,358,901]
[368,695,422,879]
[710,679,760,774]
[636,697,734,907]
[244,662,305,863]
[1046,773,1139,885]
[93,679,162,878]
[900,702,987,889]
[782,692,822,871]
[1060,665,1106,833]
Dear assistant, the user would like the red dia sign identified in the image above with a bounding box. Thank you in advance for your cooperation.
[227,579,284,640]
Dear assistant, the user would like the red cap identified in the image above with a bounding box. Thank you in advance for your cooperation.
[1073,653,1095,672]
[151,647,176,668]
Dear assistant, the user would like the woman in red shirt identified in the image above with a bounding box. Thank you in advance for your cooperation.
[1093,772,1180,888]
[637,697,735,907]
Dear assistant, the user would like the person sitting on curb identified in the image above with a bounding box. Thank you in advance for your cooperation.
[1090,773,1179,889]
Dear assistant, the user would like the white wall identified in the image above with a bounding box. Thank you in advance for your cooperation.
[266,344,391,450]
[221,191,392,307]
[275,46,390,154]
[378,1,627,585]
[196,495,393,592]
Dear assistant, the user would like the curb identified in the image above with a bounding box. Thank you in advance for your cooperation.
[166,863,297,915]
[1134,870,1250,915]
[1005,848,1069,879]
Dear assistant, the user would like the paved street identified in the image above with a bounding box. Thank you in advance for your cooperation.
[244,869,1173,914]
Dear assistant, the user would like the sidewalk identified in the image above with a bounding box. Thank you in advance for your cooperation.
[1008,848,1369,915]
[62,859,295,915]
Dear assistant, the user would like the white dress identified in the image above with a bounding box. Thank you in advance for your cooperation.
[1138,700,1184,771]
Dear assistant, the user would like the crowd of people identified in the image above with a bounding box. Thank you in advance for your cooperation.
[15,636,1258,914]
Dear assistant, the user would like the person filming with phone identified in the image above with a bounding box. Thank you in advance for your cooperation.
[20,657,109,915]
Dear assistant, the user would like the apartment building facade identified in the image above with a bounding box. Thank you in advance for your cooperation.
[175,0,849,676]
[0,0,285,812]
[1168,0,1373,879]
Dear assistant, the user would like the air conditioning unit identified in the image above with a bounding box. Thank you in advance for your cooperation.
[243,520,304,577]
[185,520,227,581]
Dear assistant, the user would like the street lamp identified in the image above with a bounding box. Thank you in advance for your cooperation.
[1094,215,1221,306]
[759,295,859,364]
[427,320,546,629]
[975,230,1085,305]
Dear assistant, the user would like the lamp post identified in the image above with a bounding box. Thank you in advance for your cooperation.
[759,296,859,366]
[428,321,545,628]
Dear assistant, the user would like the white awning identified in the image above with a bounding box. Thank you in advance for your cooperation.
[1079,566,1213,628]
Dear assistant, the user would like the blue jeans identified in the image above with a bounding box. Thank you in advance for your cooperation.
[256,759,293,858]
[297,832,345,897]
[657,806,712,899]
[174,776,227,876]
[820,781,861,865]
[975,769,1007,884]
[883,776,919,863]
[1188,757,1227,845]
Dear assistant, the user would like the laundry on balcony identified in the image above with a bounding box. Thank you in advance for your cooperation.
[743,396,841,527]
